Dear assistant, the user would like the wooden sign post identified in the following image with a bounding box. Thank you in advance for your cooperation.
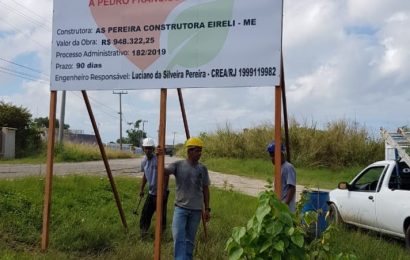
[41,91,57,250]
[274,84,282,198]
[41,91,128,250]
[154,89,167,260]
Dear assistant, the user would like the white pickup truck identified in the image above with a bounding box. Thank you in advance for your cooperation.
[328,160,410,249]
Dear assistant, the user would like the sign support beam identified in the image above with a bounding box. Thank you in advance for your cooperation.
[41,91,57,251]
[154,89,167,260]
[274,84,282,197]
[82,90,128,230]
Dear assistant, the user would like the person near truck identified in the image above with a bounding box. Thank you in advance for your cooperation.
[267,141,296,212]
[165,137,211,260]
[139,137,169,238]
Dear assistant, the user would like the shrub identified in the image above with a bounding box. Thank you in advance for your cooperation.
[225,184,357,259]
[0,101,42,157]
[54,142,134,162]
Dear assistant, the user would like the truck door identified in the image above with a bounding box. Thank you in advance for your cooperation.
[376,163,410,235]
[342,165,386,229]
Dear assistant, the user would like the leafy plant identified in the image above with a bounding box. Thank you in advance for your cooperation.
[225,183,356,259]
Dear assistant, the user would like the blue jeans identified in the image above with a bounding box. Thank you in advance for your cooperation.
[172,206,202,260]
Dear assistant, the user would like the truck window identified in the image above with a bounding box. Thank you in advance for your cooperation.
[351,166,385,192]
[389,162,410,190]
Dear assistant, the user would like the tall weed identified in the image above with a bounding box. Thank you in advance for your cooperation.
[199,118,384,169]
[54,142,134,162]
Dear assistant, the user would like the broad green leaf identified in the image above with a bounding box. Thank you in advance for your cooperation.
[291,234,304,248]
[272,254,282,260]
[225,237,234,251]
[228,247,243,260]
[247,217,255,230]
[278,212,293,226]
[256,205,271,223]
[303,211,318,226]
[259,239,272,253]
[232,226,246,243]
[273,240,285,252]
[272,222,283,236]
[167,0,234,69]
[288,227,295,236]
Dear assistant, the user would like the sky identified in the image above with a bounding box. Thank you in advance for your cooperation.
[1,0,410,145]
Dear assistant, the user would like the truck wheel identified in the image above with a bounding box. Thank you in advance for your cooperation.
[328,203,342,225]
[406,225,410,250]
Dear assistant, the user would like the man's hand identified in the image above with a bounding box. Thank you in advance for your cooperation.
[155,146,164,156]
[139,191,144,198]
[203,209,211,222]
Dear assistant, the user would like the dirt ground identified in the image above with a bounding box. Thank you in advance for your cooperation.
[0,157,304,199]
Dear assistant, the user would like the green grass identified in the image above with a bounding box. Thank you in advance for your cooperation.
[329,226,410,259]
[0,142,136,165]
[0,154,47,164]
[1,176,409,259]
[203,157,364,190]
[0,176,256,259]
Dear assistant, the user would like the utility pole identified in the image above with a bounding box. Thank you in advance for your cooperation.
[172,131,177,149]
[142,120,148,145]
[113,90,128,150]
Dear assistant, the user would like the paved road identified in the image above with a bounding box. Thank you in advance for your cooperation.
[0,157,305,199]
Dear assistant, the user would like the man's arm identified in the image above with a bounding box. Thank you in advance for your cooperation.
[203,185,210,222]
[284,185,295,205]
[140,174,147,197]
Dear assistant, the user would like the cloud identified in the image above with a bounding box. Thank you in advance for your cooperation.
[1,0,410,145]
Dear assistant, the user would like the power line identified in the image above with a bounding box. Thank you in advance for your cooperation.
[87,94,118,114]
[0,67,48,84]
[9,0,52,26]
[0,66,48,81]
[0,16,49,51]
[0,1,51,31]
[70,92,119,119]
[0,56,48,77]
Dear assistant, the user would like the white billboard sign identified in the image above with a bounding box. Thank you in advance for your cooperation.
[50,0,283,90]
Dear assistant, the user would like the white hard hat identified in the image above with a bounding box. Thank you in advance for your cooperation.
[142,138,155,147]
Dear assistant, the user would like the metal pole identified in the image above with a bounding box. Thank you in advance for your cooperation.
[177,88,190,139]
[82,91,128,230]
[58,90,66,143]
[119,93,122,149]
[154,89,167,260]
[142,120,148,144]
[41,91,57,250]
[281,55,291,162]
[274,85,282,198]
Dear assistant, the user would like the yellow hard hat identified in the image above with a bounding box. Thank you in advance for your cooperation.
[185,137,204,148]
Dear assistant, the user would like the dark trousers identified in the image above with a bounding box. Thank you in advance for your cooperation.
[139,190,169,233]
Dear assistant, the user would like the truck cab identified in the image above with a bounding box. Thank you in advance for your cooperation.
[329,160,410,249]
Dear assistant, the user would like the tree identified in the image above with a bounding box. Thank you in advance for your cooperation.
[33,116,70,129]
[0,101,41,157]
[125,119,146,147]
